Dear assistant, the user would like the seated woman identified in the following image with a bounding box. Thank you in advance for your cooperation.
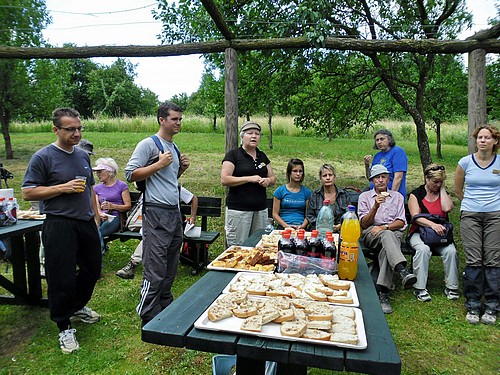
[408,164,459,302]
[272,158,312,230]
[93,158,132,254]
[306,164,349,232]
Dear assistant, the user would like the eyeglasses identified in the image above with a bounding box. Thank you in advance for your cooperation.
[59,126,84,133]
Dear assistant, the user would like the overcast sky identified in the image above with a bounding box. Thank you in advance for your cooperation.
[43,0,498,102]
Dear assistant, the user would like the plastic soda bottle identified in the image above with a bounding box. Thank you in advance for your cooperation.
[338,205,361,280]
[278,231,295,254]
[316,199,334,238]
[294,230,308,256]
[322,231,336,260]
[307,229,323,258]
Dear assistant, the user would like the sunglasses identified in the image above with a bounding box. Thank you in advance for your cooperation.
[426,165,445,175]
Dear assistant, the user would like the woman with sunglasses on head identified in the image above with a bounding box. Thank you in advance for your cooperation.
[272,158,312,230]
[93,158,132,254]
[454,124,500,326]
[408,164,459,303]
[221,121,276,246]
[306,164,349,232]
[364,129,408,197]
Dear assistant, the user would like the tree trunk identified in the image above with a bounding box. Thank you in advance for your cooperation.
[435,118,442,159]
[468,49,487,154]
[1,111,13,159]
[212,114,217,131]
[224,47,238,152]
[267,107,273,149]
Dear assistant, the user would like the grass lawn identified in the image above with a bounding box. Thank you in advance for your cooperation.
[0,117,498,374]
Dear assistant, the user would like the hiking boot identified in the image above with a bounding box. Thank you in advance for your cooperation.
[399,269,417,289]
[444,288,459,301]
[59,328,79,354]
[116,260,138,279]
[414,288,432,302]
[379,292,393,314]
[480,311,497,325]
[71,306,100,324]
[465,310,480,325]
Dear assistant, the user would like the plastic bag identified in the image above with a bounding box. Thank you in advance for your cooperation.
[277,250,337,275]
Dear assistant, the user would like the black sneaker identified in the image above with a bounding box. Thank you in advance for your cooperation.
[399,269,417,289]
[379,292,393,314]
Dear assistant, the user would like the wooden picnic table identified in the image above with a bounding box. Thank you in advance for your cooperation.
[0,220,47,306]
[142,230,401,374]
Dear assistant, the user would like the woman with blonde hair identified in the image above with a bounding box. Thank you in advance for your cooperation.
[455,124,500,325]
[408,164,459,302]
[93,157,131,254]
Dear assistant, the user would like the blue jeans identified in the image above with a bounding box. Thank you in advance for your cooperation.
[99,218,121,254]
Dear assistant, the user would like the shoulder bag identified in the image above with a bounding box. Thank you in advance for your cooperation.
[412,213,453,247]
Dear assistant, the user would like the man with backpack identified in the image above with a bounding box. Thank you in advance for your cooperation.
[125,102,190,326]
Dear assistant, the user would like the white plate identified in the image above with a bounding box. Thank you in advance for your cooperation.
[222,271,359,307]
[194,295,367,350]
[207,246,276,273]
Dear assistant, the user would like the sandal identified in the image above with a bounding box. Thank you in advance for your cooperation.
[414,288,432,302]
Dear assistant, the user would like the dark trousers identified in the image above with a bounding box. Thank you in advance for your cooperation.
[137,205,183,323]
[43,216,101,330]
[463,265,500,313]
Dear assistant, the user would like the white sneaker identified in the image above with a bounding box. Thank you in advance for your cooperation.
[59,328,79,354]
[71,306,100,324]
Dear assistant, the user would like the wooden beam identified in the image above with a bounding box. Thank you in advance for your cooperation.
[1,37,499,59]
[201,0,236,40]
[224,47,238,153]
[467,49,487,153]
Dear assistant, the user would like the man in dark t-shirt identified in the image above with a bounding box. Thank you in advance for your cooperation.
[22,108,101,354]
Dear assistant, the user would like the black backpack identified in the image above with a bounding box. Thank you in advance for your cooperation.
[136,135,180,193]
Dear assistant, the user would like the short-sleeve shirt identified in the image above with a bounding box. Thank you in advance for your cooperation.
[370,145,408,197]
[273,184,312,225]
[22,144,96,220]
[222,147,270,211]
[94,180,128,216]
[357,189,407,230]
[458,154,500,212]
[125,136,180,206]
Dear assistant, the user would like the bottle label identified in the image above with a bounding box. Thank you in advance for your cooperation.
[340,243,358,262]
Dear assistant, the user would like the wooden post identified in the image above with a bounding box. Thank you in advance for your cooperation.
[467,49,487,154]
[225,47,238,152]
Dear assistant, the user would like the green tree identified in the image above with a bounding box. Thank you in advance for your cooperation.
[486,58,500,120]
[86,58,158,117]
[154,0,473,169]
[0,0,50,158]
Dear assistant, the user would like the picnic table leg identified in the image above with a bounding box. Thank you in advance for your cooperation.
[236,356,266,374]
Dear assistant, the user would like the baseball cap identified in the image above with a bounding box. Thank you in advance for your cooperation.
[369,164,390,180]
[77,139,95,155]
[241,121,261,133]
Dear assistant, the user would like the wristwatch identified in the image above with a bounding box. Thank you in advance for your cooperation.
[384,224,389,230]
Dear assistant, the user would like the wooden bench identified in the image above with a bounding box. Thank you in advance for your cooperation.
[105,192,222,275]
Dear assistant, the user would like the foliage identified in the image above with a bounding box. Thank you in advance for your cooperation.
[486,57,500,120]
[155,0,476,169]
[0,0,51,158]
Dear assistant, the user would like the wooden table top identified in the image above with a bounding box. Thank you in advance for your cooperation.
[142,230,401,375]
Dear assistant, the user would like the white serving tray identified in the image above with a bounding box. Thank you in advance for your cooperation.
[207,246,276,274]
[222,271,359,307]
[194,295,367,350]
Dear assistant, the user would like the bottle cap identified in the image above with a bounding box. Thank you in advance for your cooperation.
[323,199,330,205]
[283,231,291,239]
[348,205,356,211]
[311,229,319,237]
[297,231,305,239]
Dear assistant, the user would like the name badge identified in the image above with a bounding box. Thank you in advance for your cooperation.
[493,169,500,175]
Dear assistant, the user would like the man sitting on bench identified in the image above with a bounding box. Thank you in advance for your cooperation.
[357,164,417,314]
[116,186,198,279]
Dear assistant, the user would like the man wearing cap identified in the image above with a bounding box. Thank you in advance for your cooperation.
[357,164,417,314]
[125,102,189,326]
[221,120,276,246]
